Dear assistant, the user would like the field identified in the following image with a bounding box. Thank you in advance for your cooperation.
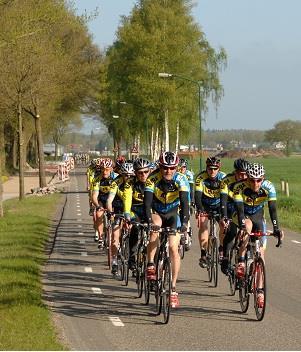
[188,156,301,233]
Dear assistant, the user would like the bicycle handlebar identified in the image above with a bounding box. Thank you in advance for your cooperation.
[242,230,283,248]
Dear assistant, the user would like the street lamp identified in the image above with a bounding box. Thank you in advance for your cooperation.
[158,72,204,170]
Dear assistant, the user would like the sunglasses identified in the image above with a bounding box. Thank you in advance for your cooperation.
[249,178,263,183]
[137,170,149,175]
[207,167,219,171]
[161,166,176,171]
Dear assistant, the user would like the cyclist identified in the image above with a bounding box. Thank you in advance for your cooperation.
[144,151,190,308]
[195,156,226,268]
[91,158,118,248]
[219,158,249,274]
[106,162,135,275]
[86,158,97,215]
[232,162,282,307]
[178,158,194,249]
[122,158,151,273]
[114,155,126,174]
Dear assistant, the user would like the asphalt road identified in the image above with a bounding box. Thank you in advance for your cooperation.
[43,168,301,350]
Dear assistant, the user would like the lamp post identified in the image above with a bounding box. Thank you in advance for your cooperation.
[158,72,203,170]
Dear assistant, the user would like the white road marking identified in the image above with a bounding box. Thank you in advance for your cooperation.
[292,240,301,244]
[92,287,102,294]
[81,252,88,256]
[78,232,84,235]
[109,317,124,327]
[78,225,82,228]
[77,219,82,222]
[77,213,82,216]
[79,239,85,244]
[76,205,80,208]
[84,267,92,273]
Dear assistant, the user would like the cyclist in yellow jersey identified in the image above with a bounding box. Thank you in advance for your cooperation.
[122,158,151,273]
[195,157,226,268]
[144,151,190,308]
[91,158,118,248]
[107,162,135,275]
[219,158,249,274]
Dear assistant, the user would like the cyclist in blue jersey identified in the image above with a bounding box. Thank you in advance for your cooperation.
[144,151,190,308]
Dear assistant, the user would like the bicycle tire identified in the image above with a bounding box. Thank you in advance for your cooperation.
[228,247,236,296]
[253,257,266,321]
[136,245,144,298]
[123,236,130,286]
[162,258,172,324]
[117,251,124,281]
[144,269,150,305]
[155,257,163,316]
[211,237,219,287]
[239,257,250,313]
[106,226,112,268]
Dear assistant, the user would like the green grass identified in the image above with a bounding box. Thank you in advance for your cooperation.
[0,194,66,351]
[189,156,301,233]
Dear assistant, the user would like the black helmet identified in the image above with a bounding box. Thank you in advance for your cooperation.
[133,158,151,171]
[233,158,249,172]
[179,158,188,167]
[206,156,221,168]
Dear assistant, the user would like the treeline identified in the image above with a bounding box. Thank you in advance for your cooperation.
[0,0,103,212]
[98,0,227,160]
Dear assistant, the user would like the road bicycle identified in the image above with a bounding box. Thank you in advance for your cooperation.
[238,230,282,321]
[115,216,130,285]
[131,221,149,298]
[205,211,220,287]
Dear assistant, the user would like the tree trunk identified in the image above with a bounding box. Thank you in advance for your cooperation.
[150,127,154,160]
[55,142,58,161]
[154,127,160,161]
[175,120,179,153]
[164,109,169,151]
[18,99,25,200]
[13,134,18,169]
[34,112,46,187]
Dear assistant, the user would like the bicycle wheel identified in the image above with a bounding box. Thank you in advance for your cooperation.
[117,250,124,281]
[106,226,112,268]
[239,258,250,313]
[136,247,145,298]
[228,247,236,296]
[207,239,213,282]
[162,258,172,324]
[155,257,163,316]
[253,257,266,321]
[211,237,219,287]
[123,236,130,286]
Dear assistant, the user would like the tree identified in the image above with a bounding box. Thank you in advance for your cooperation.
[265,119,301,156]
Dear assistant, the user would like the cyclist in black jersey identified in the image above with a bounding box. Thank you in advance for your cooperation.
[195,157,226,268]
[219,158,249,274]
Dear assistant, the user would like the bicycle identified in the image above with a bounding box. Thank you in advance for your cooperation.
[144,226,174,324]
[202,211,220,288]
[238,230,282,321]
[131,221,149,298]
[101,209,113,269]
[114,215,130,285]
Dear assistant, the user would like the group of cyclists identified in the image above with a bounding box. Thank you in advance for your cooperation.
[86,151,283,309]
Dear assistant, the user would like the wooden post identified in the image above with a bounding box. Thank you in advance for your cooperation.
[285,180,289,197]
[280,179,285,194]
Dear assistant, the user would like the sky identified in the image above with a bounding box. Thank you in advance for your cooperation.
[74,0,301,131]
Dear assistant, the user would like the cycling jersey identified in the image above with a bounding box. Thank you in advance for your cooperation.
[183,169,194,202]
[233,179,279,230]
[144,169,189,223]
[87,166,97,185]
[220,172,238,218]
[108,174,133,211]
[195,170,226,211]
[91,171,118,204]
[123,178,146,220]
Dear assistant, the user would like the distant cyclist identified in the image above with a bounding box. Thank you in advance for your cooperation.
[195,156,226,268]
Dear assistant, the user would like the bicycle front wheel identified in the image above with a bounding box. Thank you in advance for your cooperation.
[253,257,266,321]
[123,237,130,286]
[162,258,172,324]
[228,247,236,296]
[239,258,250,313]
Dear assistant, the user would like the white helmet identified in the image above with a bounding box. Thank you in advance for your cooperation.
[247,163,265,178]
[120,162,135,175]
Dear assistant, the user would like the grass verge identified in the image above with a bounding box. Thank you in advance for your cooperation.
[0,194,66,350]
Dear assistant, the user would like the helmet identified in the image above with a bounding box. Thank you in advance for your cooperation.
[247,163,265,178]
[159,151,179,167]
[120,162,134,175]
[179,158,188,167]
[133,158,151,171]
[95,158,102,168]
[206,156,221,168]
[233,158,249,172]
[101,158,113,169]
[115,156,126,168]
[90,158,97,167]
